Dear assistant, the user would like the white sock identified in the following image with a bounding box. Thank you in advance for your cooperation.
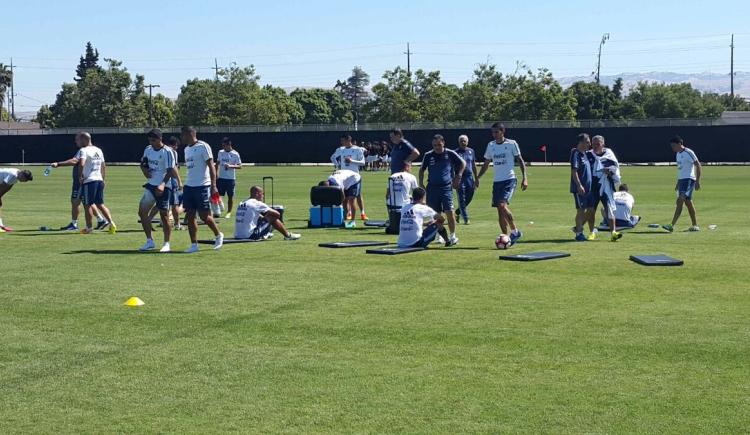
[71,219,78,225]
[450,232,456,238]
[0,218,4,227]
[96,212,104,221]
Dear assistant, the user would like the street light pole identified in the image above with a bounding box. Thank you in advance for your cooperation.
[145,84,160,126]
[596,33,610,84]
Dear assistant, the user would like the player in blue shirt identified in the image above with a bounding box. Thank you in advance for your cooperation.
[570,133,593,241]
[418,134,466,246]
[389,128,420,174]
[454,134,479,224]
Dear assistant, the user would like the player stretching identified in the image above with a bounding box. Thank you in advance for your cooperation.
[663,135,702,232]
[0,168,33,232]
[215,137,242,219]
[476,122,528,246]
[234,185,301,241]
[138,129,179,252]
[319,169,362,224]
[76,132,116,234]
[181,126,224,253]
[330,134,368,220]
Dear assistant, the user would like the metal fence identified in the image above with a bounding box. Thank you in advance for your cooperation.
[0,117,748,136]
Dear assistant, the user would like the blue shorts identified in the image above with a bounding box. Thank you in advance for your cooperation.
[344,181,361,198]
[426,185,454,213]
[182,185,211,211]
[492,179,517,206]
[71,181,82,200]
[573,192,594,209]
[409,223,439,248]
[171,187,182,206]
[217,178,236,197]
[677,178,696,200]
[241,220,272,241]
[82,181,105,206]
[143,184,172,211]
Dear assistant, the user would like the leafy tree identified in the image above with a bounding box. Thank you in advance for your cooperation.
[75,42,102,82]
[364,67,420,122]
[565,81,618,119]
[335,66,370,122]
[414,70,460,122]
[625,82,724,118]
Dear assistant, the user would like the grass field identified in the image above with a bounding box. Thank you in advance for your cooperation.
[1,165,749,433]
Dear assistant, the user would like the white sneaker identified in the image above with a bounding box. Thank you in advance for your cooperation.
[436,235,445,244]
[284,233,301,241]
[225,213,231,219]
[139,239,155,251]
[448,235,459,246]
[184,243,199,254]
[159,243,171,253]
[214,232,224,250]
[688,225,700,232]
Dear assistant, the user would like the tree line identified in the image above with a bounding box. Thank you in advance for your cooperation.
[33,43,749,128]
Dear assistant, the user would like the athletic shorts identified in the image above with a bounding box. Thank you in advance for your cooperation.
[217,178,236,197]
[182,185,211,211]
[71,180,82,200]
[171,188,182,206]
[408,223,439,248]
[344,181,361,198]
[141,184,172,211]
[492,179,517,206]
[235,219,272,241]
[573,192,594,209]
[426,185,454,213]
[677,178,696,200]
[82,181,105,206]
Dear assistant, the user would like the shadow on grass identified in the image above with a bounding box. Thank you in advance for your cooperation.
[63,249,172,255]
[627,231,672,235]
[516,239,578,244]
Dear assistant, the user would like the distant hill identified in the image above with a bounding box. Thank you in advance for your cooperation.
[558,71,750,98]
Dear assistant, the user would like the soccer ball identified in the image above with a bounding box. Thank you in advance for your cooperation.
[495,234,511,250]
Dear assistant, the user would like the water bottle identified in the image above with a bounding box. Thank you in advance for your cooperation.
[43,166,52,177]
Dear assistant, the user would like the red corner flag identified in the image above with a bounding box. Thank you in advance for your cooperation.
[540,145,547,152]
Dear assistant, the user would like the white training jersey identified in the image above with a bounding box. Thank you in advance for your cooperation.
[234,198,270,239]
[398,203,437,247]
[0,168,19,185]
[676,148,699,180]
[483,139,521,182]
[184,140,213,187]
[142,145,176,187]
[387,171,419,207]
[79,145,105,183]
[331,146,366,172]
[614,191,634,222]
[328,169,361,190]
[217,149,242,180]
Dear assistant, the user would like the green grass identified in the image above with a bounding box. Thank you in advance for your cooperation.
[1,165,749,433]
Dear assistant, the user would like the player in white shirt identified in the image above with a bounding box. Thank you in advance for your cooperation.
[663,135,702,232]
[599,184,641,229]
[215,137,242,218]
[319,169,362,224]
[166,136,184,230]
[0,168,33,232]
[180,126,224,253]
[138,129,179,252]
[386,161,419,211]
[234,185,301,241]
[397,187,449,248]
[331,134,368,220]
[76,132,117,235]
[476,122,528,246]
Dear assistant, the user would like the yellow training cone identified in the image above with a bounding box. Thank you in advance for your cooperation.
[124,297,145,307]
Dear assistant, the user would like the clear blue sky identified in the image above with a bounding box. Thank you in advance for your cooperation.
[3,0,749,114]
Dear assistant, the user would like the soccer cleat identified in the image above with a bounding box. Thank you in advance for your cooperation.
[159,243,171,253]
[80,228,93,234]
[284,233,301,241]
[213,232,224,250]
[139,239,156,251]
[344,220,356,229]
[1,225,14,232]
[108,223,117,235]
[662,224,674,233]
[0,227,5,233]
[360,212,368,221]
[610,231,623,242]
[510,229,523,244]
[587,232,597,241]
[184,243,199,254]
[688,225,700,232]
[464,219,470,225]
[225,213,231,219]
[95,220,109,230]
[575,233,587,242]
[446,235,459,247]
[61,222,79,231]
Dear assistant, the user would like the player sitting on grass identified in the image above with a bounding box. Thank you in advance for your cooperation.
[570,133,593,241]
[397,187,449,249]
[234,185,300,241]
[663,135,702,233]
[138,129,179,252]
[0,168,33,232]
[600,184,641,229]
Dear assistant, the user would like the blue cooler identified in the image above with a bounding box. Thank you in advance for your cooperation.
[309,205,344,227]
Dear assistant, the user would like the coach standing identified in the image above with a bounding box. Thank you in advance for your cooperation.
[388,128,420,174]
[419,134,465,246]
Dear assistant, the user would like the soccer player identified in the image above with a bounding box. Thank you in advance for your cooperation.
[476,122,528,246]
[397,187,449,249]
[319,169,362,223]
[570,133,593,241]
[386,161,419,211]
[0,168,33,232]
[388,128,420,174]
[51,140,108,231]
[138,129,179,252]
[418,134,465,246]
[166,136,183,230]
[180,126,224,253]
[76,132,117,234]
[663,135,702,232]
[601,184,641,229]
[454,134,480,224]
[234,185,301,241]
[330,134,368,220]
[586,135,622,242]
[215,137,242,218]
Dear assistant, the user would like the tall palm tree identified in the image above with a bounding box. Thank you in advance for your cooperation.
[0,63,12,118]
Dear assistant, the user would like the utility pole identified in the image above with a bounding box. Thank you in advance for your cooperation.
[595,33,610,84]
[145,84,160,126]
[213,58,220,80]
[10,57,15,120]
[730,34,735,106]
[404,42,411,76]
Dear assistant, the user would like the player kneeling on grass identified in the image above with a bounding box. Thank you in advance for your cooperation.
[397,187,450,249]
[138,129,179,252]
[234,185,300,241]
[0,168,33,232]
[600,184,641,229]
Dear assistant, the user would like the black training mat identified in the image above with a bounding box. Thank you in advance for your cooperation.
[197,238,264,244]
[366,247,425,255]
[364,220,388,227]
[499,251,571,261]
[320,241,389,248]
[629,254,684,266]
